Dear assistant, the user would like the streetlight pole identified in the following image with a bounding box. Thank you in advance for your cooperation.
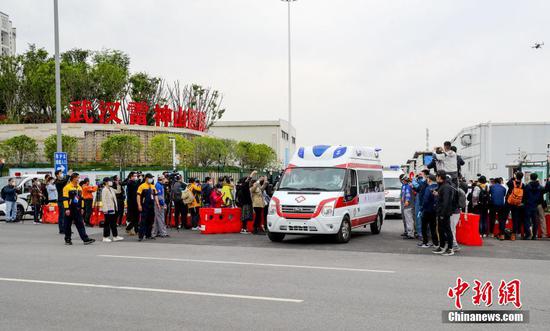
[53,0,62,153]
[282,0,296,166]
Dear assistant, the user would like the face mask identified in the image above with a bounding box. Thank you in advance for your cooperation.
[147,178,153,184]
[131,177,137,181]
[107,181,113,187]
[36,182,41,187]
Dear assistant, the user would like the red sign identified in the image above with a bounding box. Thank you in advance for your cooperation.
[447,277,522,310]
[67,99,207,132]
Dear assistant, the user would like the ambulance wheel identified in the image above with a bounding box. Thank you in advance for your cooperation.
[370,210,383,234]
[16,205,24,222]
[335,217,351,243]
[268,232,285,242]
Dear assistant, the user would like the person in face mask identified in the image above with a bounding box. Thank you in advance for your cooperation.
[136,173,160,241]
[30,179,43,224]
[1,178,18,222]
[124,172,140,236]
[62,173,95,245]
[54,170,69,234]
[101,177,124,242]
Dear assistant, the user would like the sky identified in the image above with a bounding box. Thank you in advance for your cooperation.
[3,0,549,165]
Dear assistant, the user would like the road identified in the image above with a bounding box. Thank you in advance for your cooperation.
[0,217,548,330]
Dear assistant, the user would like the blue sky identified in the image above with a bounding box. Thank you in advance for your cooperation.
[3,0,549,164]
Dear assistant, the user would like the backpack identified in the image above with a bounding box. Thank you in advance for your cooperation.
[477,185,490,207]
[181,188,195,205]
[507,181,523,206]
[452,186,467,210]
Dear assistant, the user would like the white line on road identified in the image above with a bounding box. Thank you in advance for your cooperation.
[0,277,303,303]
[98,255,396,273]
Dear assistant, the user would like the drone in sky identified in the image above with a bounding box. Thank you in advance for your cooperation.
[531,42,544,49]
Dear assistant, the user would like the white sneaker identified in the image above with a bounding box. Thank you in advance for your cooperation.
[113,236,124,242]
[102,237,112,243]
[240,229,248,234]
[192,227,199,231]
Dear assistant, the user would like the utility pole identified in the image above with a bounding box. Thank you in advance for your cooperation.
[54,0,62,153]
[282,0,297,165]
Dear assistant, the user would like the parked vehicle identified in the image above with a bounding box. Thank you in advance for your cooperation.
[267,145,385,243]
[0,175,48,222]
[383,170,404,217]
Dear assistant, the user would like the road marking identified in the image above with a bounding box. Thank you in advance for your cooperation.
[98,254,396,273]
[0,277,302,303]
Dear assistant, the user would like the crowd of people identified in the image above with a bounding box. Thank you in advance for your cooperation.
[400,141,550,257]
[1,169,275,245]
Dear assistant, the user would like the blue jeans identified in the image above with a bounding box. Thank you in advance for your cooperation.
[5,200,17,222]
[415,209,423,237]
[57,201,65,233]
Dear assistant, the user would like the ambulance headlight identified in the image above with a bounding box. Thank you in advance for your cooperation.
[321,204,334,217]
[268,202,277,215]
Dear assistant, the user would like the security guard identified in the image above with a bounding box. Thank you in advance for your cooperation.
[62,173,95,245]
[137,173,160,241]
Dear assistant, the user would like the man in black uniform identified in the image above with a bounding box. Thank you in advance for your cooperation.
[54,169,68,234]
[125,172,140,236]
[433,170,455,256]
[137,173,160,241]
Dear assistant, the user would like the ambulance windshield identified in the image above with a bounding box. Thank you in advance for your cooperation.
[278,167,346,192]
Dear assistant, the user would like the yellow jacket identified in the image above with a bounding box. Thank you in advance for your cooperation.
[188,183,202,208]
[62,182,84,209]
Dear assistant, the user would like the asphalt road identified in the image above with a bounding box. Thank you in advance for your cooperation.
[0,217,548,331]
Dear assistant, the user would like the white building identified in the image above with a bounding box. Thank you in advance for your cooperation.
[209,119,297,167]
[0,11,16,56]
[450,122,550,180]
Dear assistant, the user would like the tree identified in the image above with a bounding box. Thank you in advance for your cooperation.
[148,134,194,167]
[43,134,78,163]
[0,55,22,122]
[101,134,142,169]
[91,49,130,101]
[0,135,38,166]
[191,136,228,167]
[166,82,225,128]
[249,144,277,170]
[235,142,277,170]
[235,141,254,169]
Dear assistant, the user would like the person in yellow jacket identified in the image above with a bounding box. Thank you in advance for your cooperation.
[62,173,95,245]
[187,178,202,230]
[221,177,235,207]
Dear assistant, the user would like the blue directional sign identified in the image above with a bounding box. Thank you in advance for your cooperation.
[54,152,68,176]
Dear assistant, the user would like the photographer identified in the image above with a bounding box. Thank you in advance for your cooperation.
[433,142,458,185]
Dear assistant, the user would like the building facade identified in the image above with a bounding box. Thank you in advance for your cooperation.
[450,122,550,180]
[209,119,297,166]
[0,11,16,56]
[0,123,204,164]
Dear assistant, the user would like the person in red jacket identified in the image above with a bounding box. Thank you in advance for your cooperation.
[210,184,224,208]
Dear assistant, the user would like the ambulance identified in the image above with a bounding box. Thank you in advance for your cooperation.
[267,145,385,243]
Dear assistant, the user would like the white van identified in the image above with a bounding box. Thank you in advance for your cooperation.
[383,170,403,217]
[267,145,385,243]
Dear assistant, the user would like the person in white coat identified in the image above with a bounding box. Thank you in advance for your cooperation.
[101,177,124,242]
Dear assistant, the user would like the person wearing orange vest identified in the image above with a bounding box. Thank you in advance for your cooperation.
[81,178,98,227]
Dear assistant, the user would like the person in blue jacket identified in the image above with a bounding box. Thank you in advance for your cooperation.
[523,173,544,240]
[418,174,439,248]
[412,170,429,240]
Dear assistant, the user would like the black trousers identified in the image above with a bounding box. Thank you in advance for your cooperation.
[139,209,154,239]
[422,211,438,246]
[492,205,508,235]
[64,209,89,242]
[437,215,453,250]
[174,200,188,228]
[103,213,119,238]
[253,207,263,233]
[509,205,524,235]
[189,207,199,228]
[126,204,139,232]
[116,199,125,225]
[83,199,93,226]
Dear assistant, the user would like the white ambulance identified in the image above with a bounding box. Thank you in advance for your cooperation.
[267,145,385,243]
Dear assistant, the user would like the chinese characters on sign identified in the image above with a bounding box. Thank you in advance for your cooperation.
[67,99,207,132]
[447,277,522,310]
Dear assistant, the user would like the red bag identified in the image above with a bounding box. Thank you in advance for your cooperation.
[42,204,59,224]
[456,213,483,246]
